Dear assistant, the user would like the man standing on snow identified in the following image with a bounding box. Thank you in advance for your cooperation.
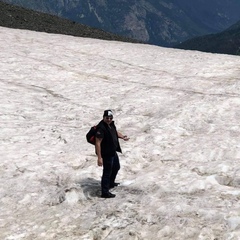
[95,110,129,198]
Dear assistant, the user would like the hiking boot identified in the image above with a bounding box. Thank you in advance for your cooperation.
[101,192,116,198]
[109,182,120,189]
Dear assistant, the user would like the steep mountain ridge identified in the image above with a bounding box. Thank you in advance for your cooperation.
[0,1,140,43]
[2,0,240,46]
[175,20,240,55]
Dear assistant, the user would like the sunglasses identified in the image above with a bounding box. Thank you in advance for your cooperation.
[105,116,113,120]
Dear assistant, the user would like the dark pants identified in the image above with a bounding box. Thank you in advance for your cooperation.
[101,153,120,195]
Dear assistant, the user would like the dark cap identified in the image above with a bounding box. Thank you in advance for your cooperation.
[103,110,113,117]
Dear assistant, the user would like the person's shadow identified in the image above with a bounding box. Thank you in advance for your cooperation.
[76,177,101,198]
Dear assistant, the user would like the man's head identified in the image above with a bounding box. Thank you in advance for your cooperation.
[103,109,113,124]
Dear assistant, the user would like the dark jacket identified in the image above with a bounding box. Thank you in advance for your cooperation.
[96,120,122,157]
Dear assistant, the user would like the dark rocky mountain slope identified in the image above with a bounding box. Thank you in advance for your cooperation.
[1,0,240,47]
[174,20,240,55]
[0,1,140,43]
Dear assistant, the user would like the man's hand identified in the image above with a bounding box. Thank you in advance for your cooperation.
[118,132,129,141]
[123,135,130,141]
[98,157,103,167]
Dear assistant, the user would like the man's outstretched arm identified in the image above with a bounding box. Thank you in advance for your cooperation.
[117,131,130,141]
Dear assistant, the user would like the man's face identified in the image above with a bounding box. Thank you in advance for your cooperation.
[103,116,113,125]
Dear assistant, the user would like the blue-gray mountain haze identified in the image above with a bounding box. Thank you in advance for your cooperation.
[2,0,240,46]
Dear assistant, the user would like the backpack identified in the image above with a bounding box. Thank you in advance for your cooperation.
[86,125,98,145]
